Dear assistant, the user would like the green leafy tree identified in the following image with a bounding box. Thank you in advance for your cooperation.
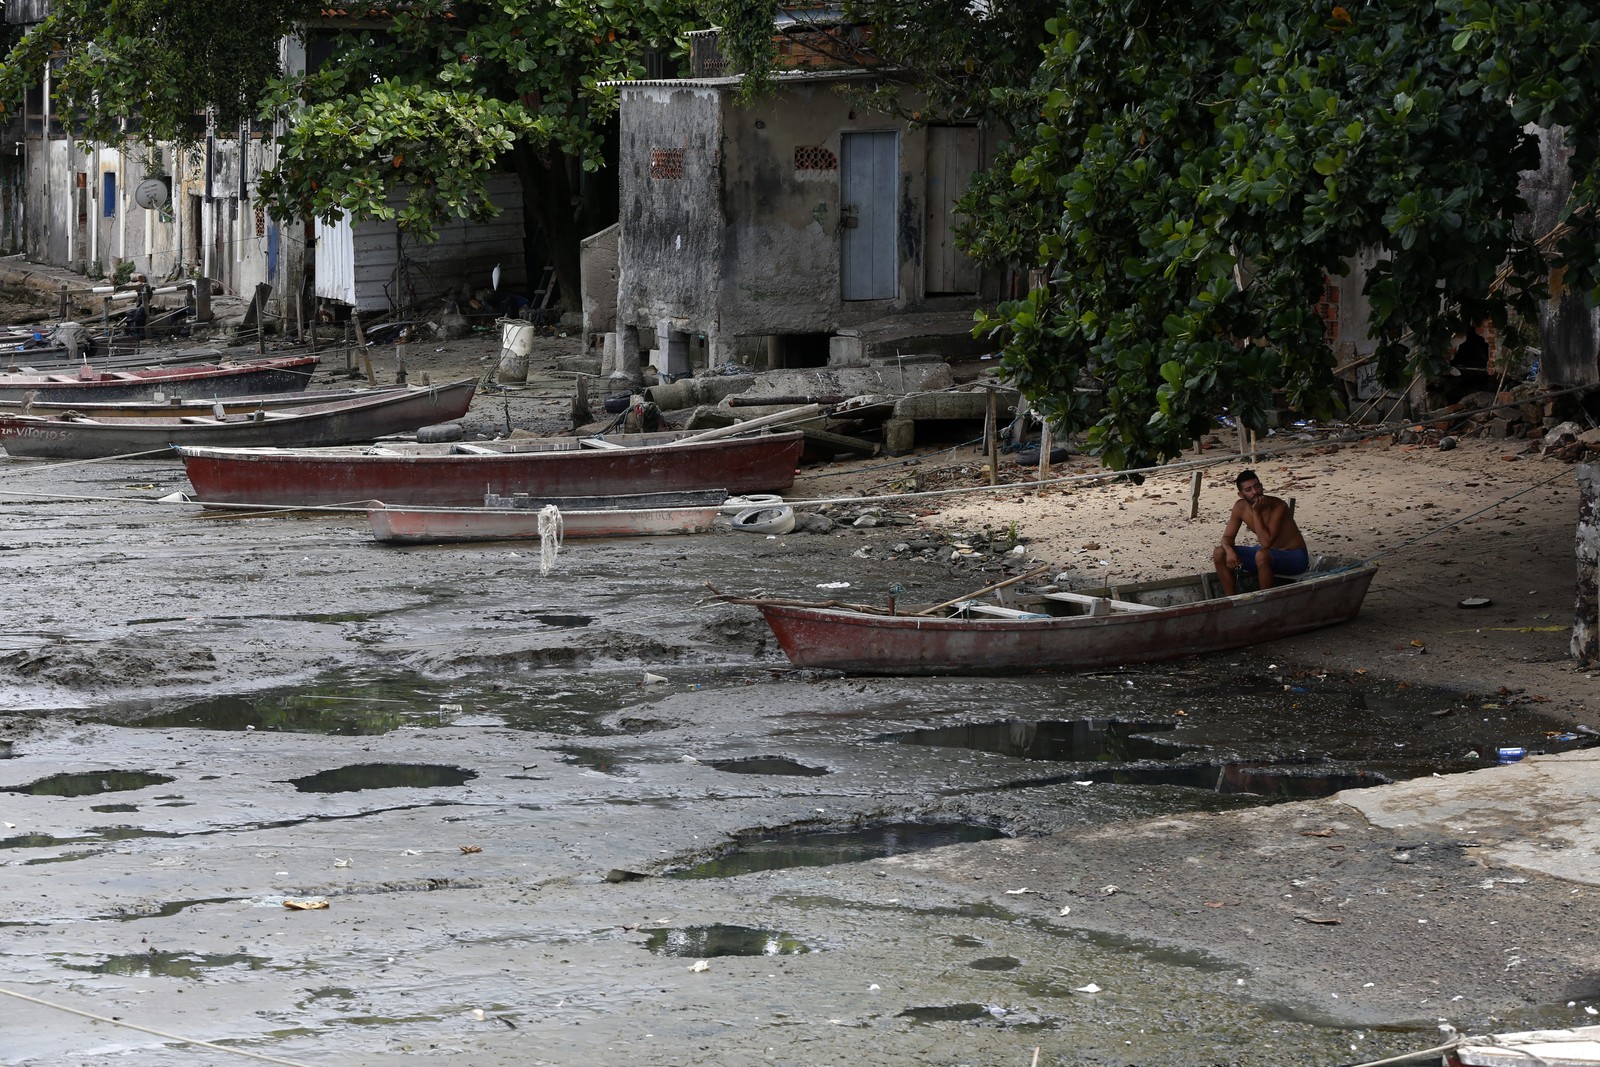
[0,0,698,311]
[710,0,1600,470]
[965,1,1600,469]
[0,0,317,141]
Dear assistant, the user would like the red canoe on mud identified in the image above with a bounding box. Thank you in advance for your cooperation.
[177,429,805,509]
[734,558,1378,675]
[0,354,319,403]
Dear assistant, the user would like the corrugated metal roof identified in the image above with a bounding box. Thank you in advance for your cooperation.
[606,68,880,90]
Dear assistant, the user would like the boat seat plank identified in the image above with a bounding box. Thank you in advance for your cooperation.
[451,443,500,455]
[579,437,626,450]
[958,602,1054,620]
[179,415,220,424]
[48,374,79,382]
[1040,591,1162,613]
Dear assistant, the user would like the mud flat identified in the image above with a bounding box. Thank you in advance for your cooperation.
[1,334,1597,1065]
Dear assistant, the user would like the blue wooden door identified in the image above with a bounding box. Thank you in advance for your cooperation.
[840,131,898,301]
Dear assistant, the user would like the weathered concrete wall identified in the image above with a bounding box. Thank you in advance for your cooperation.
[580,223,619,345]
[1577,462,1598,665]
[616,84,726,357]
[617,78,996,372]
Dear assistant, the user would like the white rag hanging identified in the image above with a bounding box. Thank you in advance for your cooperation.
[537,505,564,576]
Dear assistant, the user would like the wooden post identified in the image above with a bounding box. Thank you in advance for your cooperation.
[1189,470,1202,519]
[351,310,375,383]
[1574,463,1598,665]
[58,284,70,320]
[986,388,998,486]
[254,288,266,355]
[1037,423,1053,487]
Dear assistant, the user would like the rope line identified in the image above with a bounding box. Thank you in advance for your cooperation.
[0,986,320,1067]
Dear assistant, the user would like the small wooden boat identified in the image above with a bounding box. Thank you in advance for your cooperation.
[724,558,1378,674]
[1450,1025,1600,1065]
[176,429,804,509]
[367,490,729,543]
[0,354,319,403]
[0,379,476,459]
[0,385,417,420]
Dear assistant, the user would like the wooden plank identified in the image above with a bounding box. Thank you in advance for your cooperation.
[799,425,877,458]
[959,602,1053,620]
[579,437,626,450]
[1040,591,1162,613]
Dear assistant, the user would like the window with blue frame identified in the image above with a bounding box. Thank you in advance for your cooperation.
[102,172,115,218]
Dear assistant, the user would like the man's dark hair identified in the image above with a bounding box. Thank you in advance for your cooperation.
[1235,469,1260,488]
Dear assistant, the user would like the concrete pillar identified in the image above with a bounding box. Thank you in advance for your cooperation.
[1574,463,1599,665]
[617,325,643,385]
[884,417,915,455]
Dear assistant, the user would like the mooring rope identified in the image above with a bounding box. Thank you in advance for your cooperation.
[0,985,320,1067]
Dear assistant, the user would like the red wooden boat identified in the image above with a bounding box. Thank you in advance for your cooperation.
[367,490,727,543]
[0,379,476,459]
[734,559,1377,675]
[177,429,804,509]
[0,355,319,403]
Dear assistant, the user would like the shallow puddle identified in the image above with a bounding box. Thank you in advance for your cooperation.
[876,719,1192,762]
[644,923,809,957]
[1083,760,1389,797]
[287,763,478,793]
[3,770,175,797]
[92,668,638,736]
[63,951,268,979]
[669,821,1006,879]
[897,1003,998,1023]
[707,756,829,776]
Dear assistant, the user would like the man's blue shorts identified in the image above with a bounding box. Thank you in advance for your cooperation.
[1236,546,1309,576]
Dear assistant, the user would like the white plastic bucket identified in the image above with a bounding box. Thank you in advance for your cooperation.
[496,318,536,384]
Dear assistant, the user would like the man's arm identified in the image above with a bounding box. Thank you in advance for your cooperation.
[1218,503,1246,565]
[1254,499,1287,549]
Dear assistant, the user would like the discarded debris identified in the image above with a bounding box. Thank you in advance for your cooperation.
[282,898,329,911]
[459,844,482,854]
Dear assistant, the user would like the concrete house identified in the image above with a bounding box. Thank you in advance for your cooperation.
[609,21,1003,379]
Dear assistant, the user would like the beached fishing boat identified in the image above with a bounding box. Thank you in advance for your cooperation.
[0,354,318,403]
[0,379,475,459]
[176,429,804,509]
[0,384,416,420]
[723,558,1378,674]
[1449,1025,1600,1065]
[367,489,728,543]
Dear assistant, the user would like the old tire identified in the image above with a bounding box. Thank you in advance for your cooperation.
[415,421,465,443]
[732,505,796,536]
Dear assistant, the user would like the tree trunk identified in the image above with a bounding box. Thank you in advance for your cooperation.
[514,143,585,314]
[1575,462,1599,665]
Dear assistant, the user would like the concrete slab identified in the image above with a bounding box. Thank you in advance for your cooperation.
[1338,747,1600,886]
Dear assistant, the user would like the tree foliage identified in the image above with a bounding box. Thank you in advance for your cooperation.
[0,0,317,143]
[0,0,698,308]
[709,0,1600,470]
[966,0,1600,469]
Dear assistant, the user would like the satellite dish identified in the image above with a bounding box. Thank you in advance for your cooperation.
[133,178,169,210]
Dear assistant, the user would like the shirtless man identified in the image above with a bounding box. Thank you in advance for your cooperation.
[1211,469,1308,595]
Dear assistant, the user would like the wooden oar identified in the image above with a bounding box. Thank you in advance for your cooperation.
[913,563,1051,617]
